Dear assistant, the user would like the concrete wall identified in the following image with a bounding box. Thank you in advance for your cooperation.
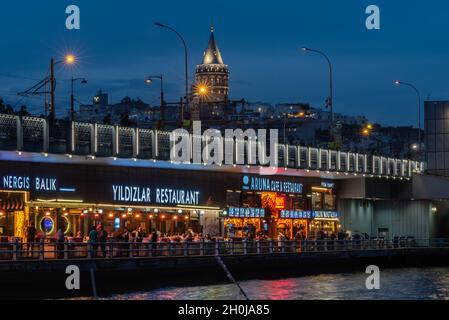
[373,200,431,240]
[338,178,366,199]
[413,174,449,200]
[340,200,374,235]
[340,199,432,239]
[430,201,449,238]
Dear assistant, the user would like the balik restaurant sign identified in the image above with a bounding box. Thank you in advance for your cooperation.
[2,175,59,192]
[242,175,303,194]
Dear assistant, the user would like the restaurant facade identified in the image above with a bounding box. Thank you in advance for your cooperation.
[1,153,449,243]
[0,155,342,242]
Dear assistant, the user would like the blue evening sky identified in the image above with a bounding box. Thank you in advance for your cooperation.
[0,0,447,125]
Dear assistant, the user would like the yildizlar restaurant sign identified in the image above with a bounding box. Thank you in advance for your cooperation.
[112,185,201,206]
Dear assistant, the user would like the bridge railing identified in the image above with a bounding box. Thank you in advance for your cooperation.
[0,113,424,177]
[0,238,446,262]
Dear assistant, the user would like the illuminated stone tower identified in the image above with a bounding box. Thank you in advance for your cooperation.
[194,25,230,103]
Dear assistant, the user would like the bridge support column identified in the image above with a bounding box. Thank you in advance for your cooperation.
[16,116,23,151]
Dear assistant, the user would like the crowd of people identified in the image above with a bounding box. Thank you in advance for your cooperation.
[23,221,380,259]
[81,225,218,258]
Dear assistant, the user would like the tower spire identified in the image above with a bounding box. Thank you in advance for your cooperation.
[202,24,224,65]
[194,23,230,104]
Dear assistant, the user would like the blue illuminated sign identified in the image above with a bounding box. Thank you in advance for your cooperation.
[280,210,313,219]
[2,175,58,192]
[41,217,54,234]
[314,211,340,219]
[321,182,335,189]
[280,210,340,220]
[2,176,30,190]
[114,218,121,230]
[112,185,200,206]
[228,207,266,218]
[242,176,303,194]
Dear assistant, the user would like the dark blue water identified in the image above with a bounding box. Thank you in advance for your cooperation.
[102,267,449,300]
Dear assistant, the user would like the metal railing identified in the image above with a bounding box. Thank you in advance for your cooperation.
[0,238,447,262]
[0,113,424,177]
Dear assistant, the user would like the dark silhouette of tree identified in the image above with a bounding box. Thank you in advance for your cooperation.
[17,105,30,117]
[120,114,136,127]
[103,113,112,125]
[0,99,14,114]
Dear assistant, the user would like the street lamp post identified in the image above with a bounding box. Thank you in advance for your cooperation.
[394,80,422,150]
[283,113,287,145]
[146,75,165,129]
[50,54,76,121]
[154,22,189,124]
[301,47,334,141]
[71,78,87,122]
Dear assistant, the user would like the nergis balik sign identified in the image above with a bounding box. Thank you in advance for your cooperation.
[2,175,59,192]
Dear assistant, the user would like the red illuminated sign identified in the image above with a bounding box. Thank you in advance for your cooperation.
[275,196,286,209]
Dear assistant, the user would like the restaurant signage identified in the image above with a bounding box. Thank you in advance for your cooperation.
[321,182,335,189]
[275,196,286,209]
[228,207,266,218]
[314,211,340,219]
[0,162,231,208]
[112,185,201,206]
[2,175,59,192]
[280,210,313,219]
[280,210,340,220]
[242,176,303,194]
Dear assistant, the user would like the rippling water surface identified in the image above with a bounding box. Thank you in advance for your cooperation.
[100,267,449,300]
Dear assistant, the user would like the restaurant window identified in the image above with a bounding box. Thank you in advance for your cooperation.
[312,192,323,210]
[242,192,262,208]
[226,191,241,207]
[324,194,336,210]
[291,195,305,211]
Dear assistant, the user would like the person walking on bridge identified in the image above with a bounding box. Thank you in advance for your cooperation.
[25,222,36,257]
[88,226,98,259]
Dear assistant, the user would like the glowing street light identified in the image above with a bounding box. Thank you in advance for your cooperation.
[65,54,76,65]
[49,54,78,121]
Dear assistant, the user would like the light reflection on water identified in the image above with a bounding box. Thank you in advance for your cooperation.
[103,267,449,300]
